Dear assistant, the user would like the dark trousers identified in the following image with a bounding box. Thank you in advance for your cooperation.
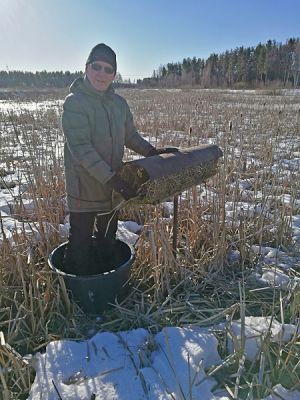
[63,211,119,275]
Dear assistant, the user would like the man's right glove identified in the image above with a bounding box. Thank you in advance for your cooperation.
[107,174,137,201]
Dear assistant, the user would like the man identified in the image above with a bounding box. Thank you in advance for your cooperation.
[62,43,176,275]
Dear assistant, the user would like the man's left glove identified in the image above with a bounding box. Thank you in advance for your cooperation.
[107,174,137,200]
[146,147,179,157]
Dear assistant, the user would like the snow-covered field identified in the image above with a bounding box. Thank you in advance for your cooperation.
[0,88,299,399]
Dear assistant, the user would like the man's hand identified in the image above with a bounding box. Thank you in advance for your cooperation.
[107,174,136,200]
[146,147,179,157]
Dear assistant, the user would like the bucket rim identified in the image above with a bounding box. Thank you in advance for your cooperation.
[48,240,135,279]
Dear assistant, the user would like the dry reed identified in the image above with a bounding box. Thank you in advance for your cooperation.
[0,88,299,398]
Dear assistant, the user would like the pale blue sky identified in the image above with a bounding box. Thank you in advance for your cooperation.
[1,0,299,80]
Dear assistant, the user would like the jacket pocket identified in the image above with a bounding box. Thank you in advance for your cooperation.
[78,172,111,203]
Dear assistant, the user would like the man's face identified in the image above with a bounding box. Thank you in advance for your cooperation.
[86,60,115,92]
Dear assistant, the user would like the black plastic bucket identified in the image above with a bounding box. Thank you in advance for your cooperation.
[48,240,135,314]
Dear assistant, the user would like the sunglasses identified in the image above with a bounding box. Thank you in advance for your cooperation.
[90,63,115,74]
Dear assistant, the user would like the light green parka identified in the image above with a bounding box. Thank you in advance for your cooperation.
[62,76,153,212]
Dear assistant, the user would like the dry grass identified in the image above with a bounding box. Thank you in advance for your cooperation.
[119,158,220,205]
[0,88,299,398]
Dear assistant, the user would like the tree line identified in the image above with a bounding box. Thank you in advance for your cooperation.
[0,70,133,89]
[0,70,83,88]
[138,38,300,89]
[1,38,299,89]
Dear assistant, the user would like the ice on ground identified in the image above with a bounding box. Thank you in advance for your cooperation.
[288,214,300,228]
[58,223,69,239]
[22,198,36,212]
[277,194,300,208]
[251,245,299,271]
[28,318,300,399]
[237,178,254,190]
[0,217,60,245]
[149,327,221,399]
[0,99,63,113]
[280,158,300,171]
[117,221,140,246]
[199,188,218,204]
[29,329,149,400]
[34,220,141,245]
[0,215,141,248]
[28,326,222,400]
[227,248,241,265]
[162,201,174,217]
[0,227,13,246]
[258,268,291,289]
[2,95,300,399]
[119,220,143,234]
[262,384,300,400]
[223,316,300,361]
[224,201,272,221]
[0,192,16,214]
[286,214,300,242]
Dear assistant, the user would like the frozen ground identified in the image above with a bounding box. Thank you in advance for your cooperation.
[0,99,63,113]
[0,92,299,399]
[28,314,300,400]
[0,210,298,399]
